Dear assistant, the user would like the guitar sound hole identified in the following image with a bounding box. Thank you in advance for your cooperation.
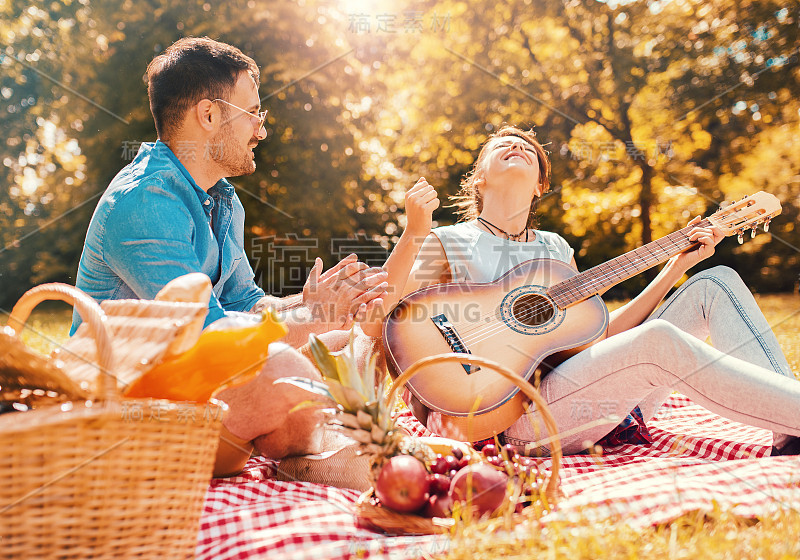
[511,294,554,327]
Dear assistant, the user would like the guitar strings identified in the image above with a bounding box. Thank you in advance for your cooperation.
[448,215,762,346]
[456,233,688,341]
[428,208,763,348]
[472,208,772,344]
[454,230,698,345]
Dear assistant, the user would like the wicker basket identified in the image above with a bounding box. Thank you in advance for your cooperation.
[0,284,222,559]
[354,352,562,535]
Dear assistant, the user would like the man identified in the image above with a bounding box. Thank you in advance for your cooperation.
[72,37,387,475]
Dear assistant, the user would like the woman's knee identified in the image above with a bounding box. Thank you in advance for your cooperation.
[691,265,746,292]
[635,318,682,339]
[629,319,690,354]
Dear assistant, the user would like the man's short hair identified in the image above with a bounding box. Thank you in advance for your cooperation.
[146,37,260,140]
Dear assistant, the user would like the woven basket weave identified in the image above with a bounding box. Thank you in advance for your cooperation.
[354,352,562,535]
[0,283,222,559]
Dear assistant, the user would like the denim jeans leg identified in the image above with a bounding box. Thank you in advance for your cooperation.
[650,266,791,375]
[643,266,793,442]
[504,320,800,454]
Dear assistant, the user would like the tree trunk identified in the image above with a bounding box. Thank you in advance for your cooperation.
[639,162,656,281]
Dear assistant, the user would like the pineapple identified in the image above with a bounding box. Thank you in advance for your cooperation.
[280,329,434,484]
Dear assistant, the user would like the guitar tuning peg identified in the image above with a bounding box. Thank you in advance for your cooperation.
[763,218,771,232]
[751,225,757,238]
[737,230,745,244]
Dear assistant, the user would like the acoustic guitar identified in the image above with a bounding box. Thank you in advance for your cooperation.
[383,192,782,442]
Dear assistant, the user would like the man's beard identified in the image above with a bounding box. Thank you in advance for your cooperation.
[210,123,257,177]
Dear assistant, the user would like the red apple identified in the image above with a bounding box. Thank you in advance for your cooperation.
[422,493,454,518]
[449,463,508,517]
[375,455,430,513]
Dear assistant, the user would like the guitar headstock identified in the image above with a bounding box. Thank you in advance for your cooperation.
[708,191,782,244]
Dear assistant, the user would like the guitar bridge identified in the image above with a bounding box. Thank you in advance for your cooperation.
[430,314,480,374]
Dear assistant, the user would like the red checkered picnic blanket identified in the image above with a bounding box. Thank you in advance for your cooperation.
[196,394,800,559]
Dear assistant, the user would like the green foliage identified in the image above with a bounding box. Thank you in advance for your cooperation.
[363,0,800,295]
[1,0,798,305]
[0,0,387,307]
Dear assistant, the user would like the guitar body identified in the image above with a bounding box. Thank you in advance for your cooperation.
[381,191,781,441]
[383,258,608,441]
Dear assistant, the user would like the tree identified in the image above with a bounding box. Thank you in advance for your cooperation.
[0,0,391,306]
[364,0,800,292]
[0,0,98,307]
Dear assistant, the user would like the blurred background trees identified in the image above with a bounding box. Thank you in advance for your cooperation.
[1,0,798,309]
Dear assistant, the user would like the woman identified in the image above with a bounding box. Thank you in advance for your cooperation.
[371,125,800,456]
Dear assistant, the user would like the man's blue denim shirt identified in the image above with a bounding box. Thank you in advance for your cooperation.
[70,141,265,334]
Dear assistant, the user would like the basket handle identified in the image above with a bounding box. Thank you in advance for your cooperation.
[386,353,561,503]
[7,283,117,400]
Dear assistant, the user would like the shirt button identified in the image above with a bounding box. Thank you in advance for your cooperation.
[204,200,211,206]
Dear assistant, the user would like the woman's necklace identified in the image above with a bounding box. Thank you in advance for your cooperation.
[476,216,529,242]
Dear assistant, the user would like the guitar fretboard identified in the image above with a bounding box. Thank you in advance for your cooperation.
[547,219,712,308]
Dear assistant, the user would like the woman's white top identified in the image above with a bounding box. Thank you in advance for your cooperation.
[431,220,575,283]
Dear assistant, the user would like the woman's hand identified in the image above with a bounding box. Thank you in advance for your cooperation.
[404,177,440,239]
[670,215,725,273]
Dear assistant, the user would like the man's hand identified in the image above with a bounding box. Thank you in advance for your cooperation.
[671,215,725,273]
[404,177,440,238]
[301,254,388,331]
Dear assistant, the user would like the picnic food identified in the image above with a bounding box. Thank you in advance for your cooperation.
[298,332,435,481]
[123,308,287,402]
[450,463,509,517]
[297,335,556,528]
[153,272,213,358]
[422,492,454,518]
[374,455,430,513]
[415,436,471,459]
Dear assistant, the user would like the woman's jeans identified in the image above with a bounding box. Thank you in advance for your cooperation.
[504,266,798,454]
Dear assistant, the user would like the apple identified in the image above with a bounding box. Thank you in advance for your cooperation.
[449,463,508,517]
[375,455,430,513]
[422,493,454,518]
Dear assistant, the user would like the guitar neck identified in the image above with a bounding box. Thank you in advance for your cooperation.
[548,219,712,308]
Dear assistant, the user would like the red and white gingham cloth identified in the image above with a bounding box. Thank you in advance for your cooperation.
[196,394,800,559]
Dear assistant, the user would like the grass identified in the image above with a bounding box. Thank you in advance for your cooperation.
[1,301,74,355]
[446,293,800,559]
[446,508,800,559]
[4,294,800,558]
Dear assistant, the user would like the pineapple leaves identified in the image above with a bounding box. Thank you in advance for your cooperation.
[308,334,341,384]
[325,379,368,413]
[305,327,394,429]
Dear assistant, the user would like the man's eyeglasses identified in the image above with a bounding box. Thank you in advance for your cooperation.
[212,98,268,129]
